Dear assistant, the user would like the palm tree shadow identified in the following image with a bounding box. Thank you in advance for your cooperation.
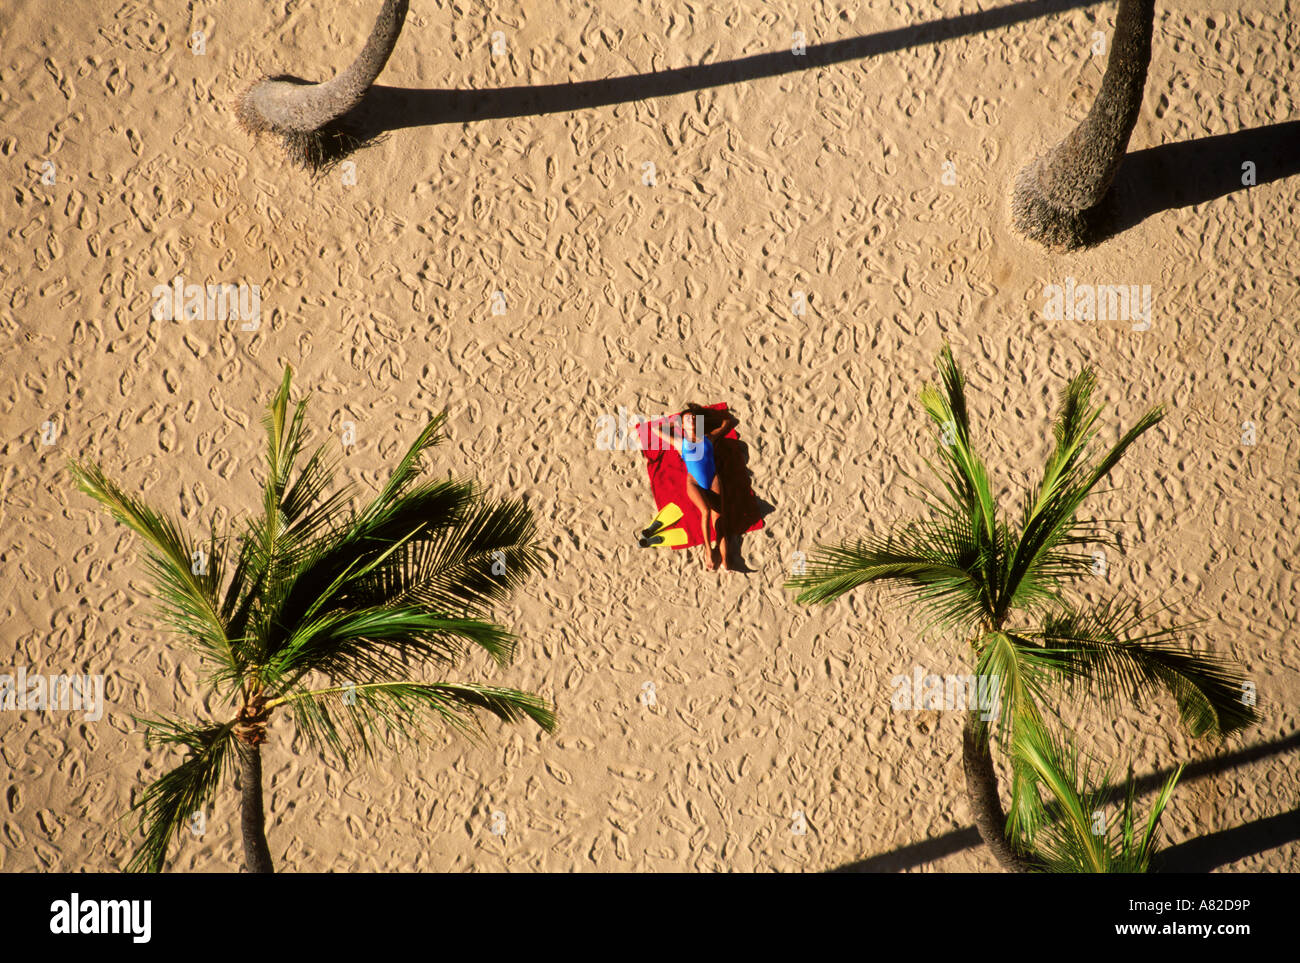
[1153,807,1300,872]
[830,730,1300,872]
[1091,121,1300,240]
[337,0,1098,141]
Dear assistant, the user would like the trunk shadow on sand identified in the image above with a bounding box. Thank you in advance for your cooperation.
[1085,120,1300,241]
[335,0,1100,139]
[1152,807,1300,873]
[829,730,1300,872]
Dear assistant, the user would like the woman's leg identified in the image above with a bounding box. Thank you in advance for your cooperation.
[710,472,729,568]
[685,478,718,569]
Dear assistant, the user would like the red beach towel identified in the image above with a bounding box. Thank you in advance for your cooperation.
[635,403,764,549]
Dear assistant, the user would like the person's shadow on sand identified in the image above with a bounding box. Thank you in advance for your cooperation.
[716,435,773,575]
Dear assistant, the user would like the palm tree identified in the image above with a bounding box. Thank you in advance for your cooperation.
[788,344,1256,871]
[1011,0,1156,248]
[71,366,554,872]
[238,0,410,170]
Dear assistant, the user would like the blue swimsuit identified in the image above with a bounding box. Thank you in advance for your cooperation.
[683,436,716,488]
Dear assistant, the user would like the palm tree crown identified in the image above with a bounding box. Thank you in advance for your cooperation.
[72,366,554,872]
[788,344,1255,868]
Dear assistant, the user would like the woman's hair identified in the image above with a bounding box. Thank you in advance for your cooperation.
[680,401,709,423]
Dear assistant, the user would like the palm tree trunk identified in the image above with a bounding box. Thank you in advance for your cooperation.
[1011,0,1156,248]
[238,744,274,874]
[962,715,1037,872]
[238,0,409,164]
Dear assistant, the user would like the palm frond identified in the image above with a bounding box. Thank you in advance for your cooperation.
[785,522,984,625]
[918,345,999,547]
[1130,764,1183,870]
[1001,399,1163,624]
[1016,722,1182,873]
[263,606,516,692]
[356,413,449,526]
[272,681,555,765]
[263,364,312,502]
[1033,368,1106,518]
[217,522,265,669]
[70,461,237,676]
[1013,723,1111,872]
[973,631,1065,844]
[1027,598,1258,736]
[347,493,545,625]
[277,443,354,560]
[262,480,478,659]
[238,368,353,655]
[916,346,1013,626]
[127,718,236,872]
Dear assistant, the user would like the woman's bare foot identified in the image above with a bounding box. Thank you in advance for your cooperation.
[706,544,720,570]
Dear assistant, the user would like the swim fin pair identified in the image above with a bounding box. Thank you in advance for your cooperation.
[638,502,687,548]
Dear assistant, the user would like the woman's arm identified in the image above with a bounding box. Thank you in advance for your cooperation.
[649,416,681,448]
[707,410,738,440]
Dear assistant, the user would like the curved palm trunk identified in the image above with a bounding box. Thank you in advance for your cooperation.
[962,716,1037,872]
[238,744,274,873]
[1011,0,1156,248]
[238,0,409,166]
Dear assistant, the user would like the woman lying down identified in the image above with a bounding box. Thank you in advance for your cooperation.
[650,403,739,571]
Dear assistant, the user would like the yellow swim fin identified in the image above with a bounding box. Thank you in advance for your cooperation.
[639,502,684,542]
[641,526,689,549]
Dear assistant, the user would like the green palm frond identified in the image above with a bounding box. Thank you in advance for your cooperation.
[786,524,988,633]
[272,681,555,765]
[1013,724,1111,872]
[263,605,516,693]
[262,480,478,660]
[356,413,449,526]
[236,367,359,653]
[263,365,313,501]
[1016,723,1182,873]
[217,523,265,670]
[973,630,1065,844]
[69,461,238,678]
[127,717,236,873]
[1028,598,1259,736]
[253,367,306,581]
[918,345,999,546]
[1031,368,1108,520]
[278,441,352,552]
[1001,392,1163,624]
[347,493,544,623]
[917,346,1015,625]
[1123,764,1183,872]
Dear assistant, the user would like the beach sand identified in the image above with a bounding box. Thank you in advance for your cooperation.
[0,0,1296,872]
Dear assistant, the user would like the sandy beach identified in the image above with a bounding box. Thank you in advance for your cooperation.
[0,0,1296,872]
